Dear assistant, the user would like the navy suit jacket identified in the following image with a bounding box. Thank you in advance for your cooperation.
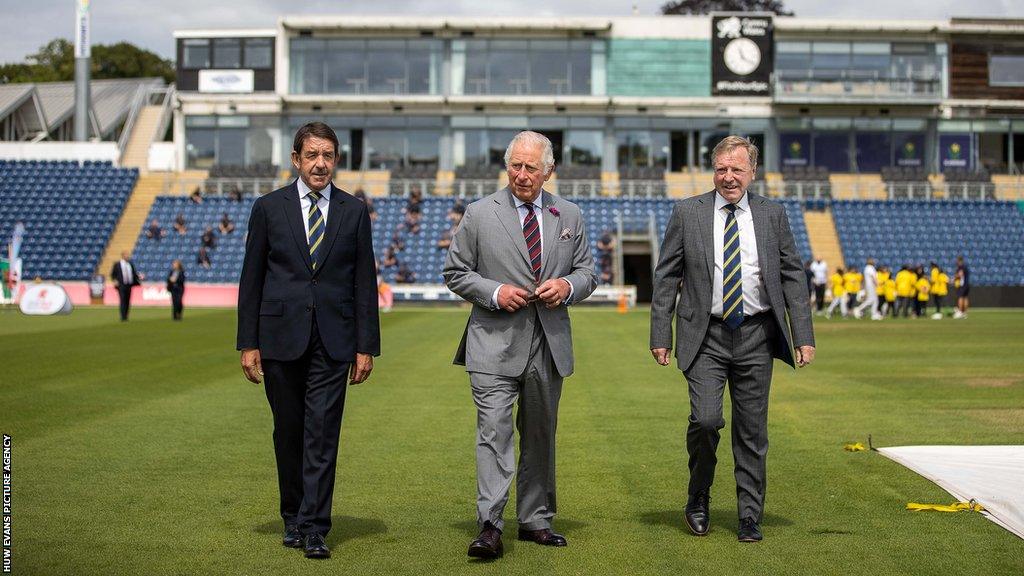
[236,180,380,362]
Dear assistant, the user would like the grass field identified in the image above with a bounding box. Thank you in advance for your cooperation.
[2,305,1023,575]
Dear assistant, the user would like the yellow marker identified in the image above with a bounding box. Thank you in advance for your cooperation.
[906,501,985,513]
[843,443,867,452]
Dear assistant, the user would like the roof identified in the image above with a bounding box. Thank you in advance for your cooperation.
[4,77,166,138]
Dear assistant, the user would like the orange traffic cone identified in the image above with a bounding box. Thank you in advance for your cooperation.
[617,291,628,314]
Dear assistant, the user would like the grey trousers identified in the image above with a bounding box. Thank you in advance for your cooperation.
[683,312,776,522]
[469,319,562,532]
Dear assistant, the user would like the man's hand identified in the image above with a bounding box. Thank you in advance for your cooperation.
[349,353,373,385]
[241,348,263,384]
[535,278,571,309]
[651,347,670,366]
[795,345,816,367]
[497,284,531,312]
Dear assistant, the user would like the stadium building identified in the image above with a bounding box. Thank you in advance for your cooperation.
[2,14,1024,308]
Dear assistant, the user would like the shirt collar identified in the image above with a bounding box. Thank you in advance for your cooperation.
[510,190,543,210]
[714,190,750,212]
[297,177,331,200]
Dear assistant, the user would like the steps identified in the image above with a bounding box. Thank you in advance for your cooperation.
[120,105,165,170]
[97,173,166,276]
[803,207,845,269]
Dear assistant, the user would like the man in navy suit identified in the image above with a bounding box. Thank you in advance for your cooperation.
[237,122,380,560]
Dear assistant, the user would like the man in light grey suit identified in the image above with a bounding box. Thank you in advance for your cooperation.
[443,131,597,559]
[650,136,815,543]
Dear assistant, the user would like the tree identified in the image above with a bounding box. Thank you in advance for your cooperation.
[661,0,794,15]
[0,38,174,84]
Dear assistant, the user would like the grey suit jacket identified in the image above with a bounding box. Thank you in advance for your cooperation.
[650,190,814,371]
[443,187,597,378]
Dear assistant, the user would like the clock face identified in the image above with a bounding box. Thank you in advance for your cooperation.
[723,38,761,76]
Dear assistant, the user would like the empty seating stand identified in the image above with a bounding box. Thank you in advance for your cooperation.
[617,166,667,197]
[943,168,994,201]
[832,200,1024,285]
[389,164,437,197]
[781,166,831,199]
[881,166,932,199]
[204,163,279,196]
[0,160,137,280]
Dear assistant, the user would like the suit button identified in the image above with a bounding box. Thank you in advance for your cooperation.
[312,279,318,285]
[306,305,312,312]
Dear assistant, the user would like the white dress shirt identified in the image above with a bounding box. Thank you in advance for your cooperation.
[810,259,828,286]
[489,194,574,308]
[119,259,133,285]
[711,191,769,317]
[297,177,332,238]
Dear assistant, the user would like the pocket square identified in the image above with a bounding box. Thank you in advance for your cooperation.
[559,228,573,240]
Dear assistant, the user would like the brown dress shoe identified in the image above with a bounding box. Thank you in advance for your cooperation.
[517,528,567,547]
[468,522,503,559]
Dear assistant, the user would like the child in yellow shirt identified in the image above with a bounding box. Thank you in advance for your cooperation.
[914,266,930,318]
[826,267,847,319]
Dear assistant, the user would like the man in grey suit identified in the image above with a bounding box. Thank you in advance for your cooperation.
[650,136,815,543]
[443,131,597,559]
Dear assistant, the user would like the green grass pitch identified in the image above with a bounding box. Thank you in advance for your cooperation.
[1,305,1022,575]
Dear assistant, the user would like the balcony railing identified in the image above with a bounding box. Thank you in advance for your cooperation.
[773,69,942,101]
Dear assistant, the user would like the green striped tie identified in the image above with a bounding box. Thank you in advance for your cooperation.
[307,190,325,270]
[722,203,744,329]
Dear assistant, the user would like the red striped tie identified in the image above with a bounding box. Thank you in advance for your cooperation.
[522,203,541,280]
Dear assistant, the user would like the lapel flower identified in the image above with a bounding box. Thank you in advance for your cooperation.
[548,206,560,217]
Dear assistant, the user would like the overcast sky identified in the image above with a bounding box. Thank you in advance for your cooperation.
[1,0,1021,64]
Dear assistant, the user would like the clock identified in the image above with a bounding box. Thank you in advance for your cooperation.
[723,38,761,76]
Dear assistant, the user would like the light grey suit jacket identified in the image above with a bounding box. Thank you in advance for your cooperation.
[650,190,814,371]
[443,187,598,378]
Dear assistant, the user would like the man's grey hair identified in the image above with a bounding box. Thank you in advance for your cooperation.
[504,131,555,175]
[711,135,759,170]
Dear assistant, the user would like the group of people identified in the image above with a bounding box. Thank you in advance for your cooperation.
[809,256,971,320]
[235,125,814,561]
[109,251,186,321]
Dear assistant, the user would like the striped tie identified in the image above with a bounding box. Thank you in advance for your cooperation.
[722,203,744,329]
[522,203,541,280]
[307,190,325,270]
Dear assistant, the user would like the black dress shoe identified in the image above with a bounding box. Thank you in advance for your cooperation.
[303,533,331,559]
[737,517,763,542]
[517,528,567,547]
[468,522,503,559]
[282,524,302,548]
[685,490,711,536]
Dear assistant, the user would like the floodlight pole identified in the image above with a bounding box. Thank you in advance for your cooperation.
[74,0,91,142]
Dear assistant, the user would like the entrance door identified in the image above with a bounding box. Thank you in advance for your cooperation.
[537,130,564,165]
[623,252,653,303]
[670,131,689,172]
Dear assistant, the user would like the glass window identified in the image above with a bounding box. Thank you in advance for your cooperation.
[565,130,602,166]
[407,130,441,166]
[244,38,273,69]
[455,130,488,167]
[326,40,366,94]
[811,43,850,78]
[183,39,210,69]
[216,129,246,165]
[365,130,405,170]
[990,55,1024,87]
[490,44,530,95]
[813,133,850,172]
[618,131,669,168]
[489,129,519,166]
[185,128,215,168]
[213,38,241,68]
[531,40,569,95]
[368,41,407,95]
[464,40,489,95]
[569,47,593,95]
[290,39,325,95]
[407,40,439,94]
[854,132,891,172]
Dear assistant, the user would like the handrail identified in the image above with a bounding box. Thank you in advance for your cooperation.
[116,84,148,158]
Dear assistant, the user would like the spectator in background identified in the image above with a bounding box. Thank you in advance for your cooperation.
[201,226,217,250]
[227,187,243,202]
[930,263,949,319]
[875,264,891,319]
[173,213,188,236]
[145,218,166,241]
[404,188,423,214]
[954,255,970,319]
[854,258,879,320]
[389,233,406,253]
[803,260,814,298]
[437,226,454,251]
[914,266,930,318]
[381,246,399,270]
[895,265,915,318]
[842,266,861,311]
[882,267,897,318]
[596,230,616,285]
[166,259,186,321]
[355,189,379,222]
[826,266,847,319]
[197,246,212,270]
[395,263,416,284]
[810,256,828,314]
[448,198,466,224]
[219,212,236,235]
[400,210,422,235]
[189,187,203,204]
[110,250,143,321]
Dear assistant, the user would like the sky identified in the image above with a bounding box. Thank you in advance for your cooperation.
[0,0,1021,64]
